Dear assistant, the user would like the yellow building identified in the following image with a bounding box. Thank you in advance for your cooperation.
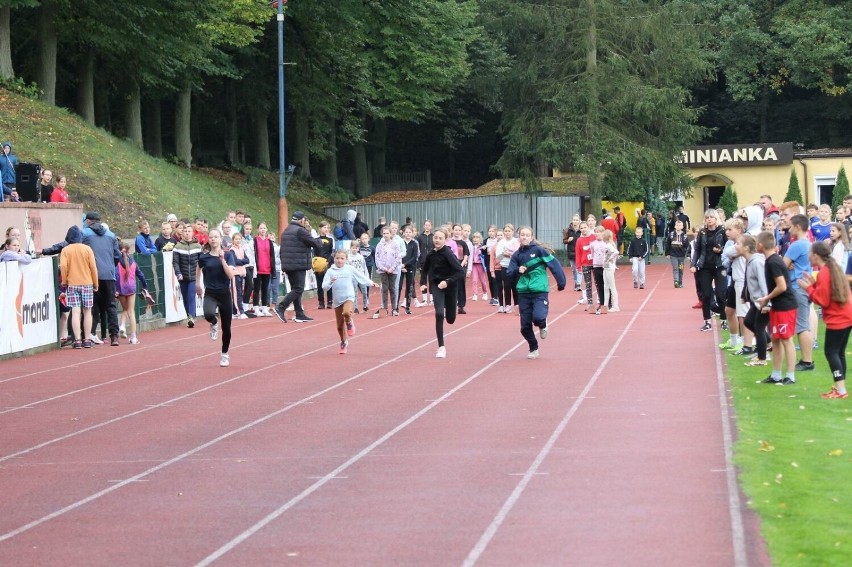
[680,143,851,224]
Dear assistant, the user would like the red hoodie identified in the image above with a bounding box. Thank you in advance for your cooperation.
[806,264,852,329]
[575,233,596,269]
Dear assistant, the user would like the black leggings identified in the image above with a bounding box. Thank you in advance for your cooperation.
[697,267,726,320]
[743,304,770,360]
[495,269,516,307]
[203,288,233,354]
[253,273,270,307]
[593,267,605,306]
[432,283,458,347]
[824,327,851,382]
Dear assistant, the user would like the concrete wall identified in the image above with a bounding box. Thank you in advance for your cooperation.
[0,202,84,253]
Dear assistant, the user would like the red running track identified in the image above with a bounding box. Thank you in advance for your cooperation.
[0,264,769,566]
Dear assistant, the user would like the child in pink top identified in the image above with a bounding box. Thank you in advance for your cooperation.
[470,231,488,300]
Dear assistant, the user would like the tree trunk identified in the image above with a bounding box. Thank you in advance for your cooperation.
[371,118,387,178]
[124,78,143,149]
[353,141,370,198]
[36,0,58,105]
[224,80,238,165]
[76,51,95,125]
[322,118,338,186]
[294,108,311,179]
[584,0,603,217]
[0,6,13,79]
[175,84,192,168]
[145,98,162,157]
[252,106,270,169]
[94,75,110,130]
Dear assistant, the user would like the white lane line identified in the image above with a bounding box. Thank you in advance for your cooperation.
[462,282,658,567]
[0,313,497,543]
[712,323,748,567]
[194,303,579,567]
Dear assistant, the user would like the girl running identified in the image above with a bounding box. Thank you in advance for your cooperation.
[420,228,465,358]
[116,242,150,344]
[323,249,380,354]
[798,240,852,398]
[195,229,237,367]
[505,227,566,358]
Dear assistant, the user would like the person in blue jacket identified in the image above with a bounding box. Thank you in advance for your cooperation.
[505,226,566,359]
[0,142,19,202]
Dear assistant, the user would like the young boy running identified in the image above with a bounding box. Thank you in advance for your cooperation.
[756,231,798,385]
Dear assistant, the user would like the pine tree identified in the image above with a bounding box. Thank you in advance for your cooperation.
[833,165,850,212]
[784,169,803,204]
[717,185,739,220]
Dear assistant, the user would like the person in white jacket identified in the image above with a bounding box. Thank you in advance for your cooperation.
[323,249,379,354]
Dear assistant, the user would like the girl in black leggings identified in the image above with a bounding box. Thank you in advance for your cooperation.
[196,229,236,367]
[420,228,465,359]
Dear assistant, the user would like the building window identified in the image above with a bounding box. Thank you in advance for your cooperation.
[815,175,837,206]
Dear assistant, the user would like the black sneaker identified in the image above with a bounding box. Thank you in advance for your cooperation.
[293,314,314,323]
[110,335,120,347]
[274,304,287,322]
[760,376,781,384]
[457,308,466,314]
[59,336,74,348]
[700,321,712,332]
[721,321,728,331]
[779,377,796,385]
[795,360,815,371]
[735,346,756,356]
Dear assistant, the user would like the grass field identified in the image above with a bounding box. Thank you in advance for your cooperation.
[724,323,851,565]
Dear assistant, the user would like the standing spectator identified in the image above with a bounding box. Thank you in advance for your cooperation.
[274,211,322,323]
[193,217,209,246]
[600,211,620,242]
[676,205,691,231]
[373,226,402,318]
[811,204,833,241]
[353,213,369,238]
[691,209,727,332]
[637,210,654,261]
[59,226,99,349]
[665,219,689,288]
[415,219,434,306]
[82,211,121,346]
[373,216,386,238]
[563,215,582,291]
[38,168,54,202]
[240,216,254,311]
[155,222,174,251]
[166,213,179,232]
[341,209,357,241]
[628,226,649,290]
[249,221,275,316]
[0,236,32,263]
[50,174,70,203]
[756,231,798,385]
[784,215,817,371]
[134,220,157,254]
[0,142,19,202]
[313,221,335,309]
[655,213,666,255]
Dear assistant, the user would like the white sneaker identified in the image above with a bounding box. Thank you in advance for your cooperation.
[481,294,488,301]
[497,306,505,313]
[219,353,230,367]
[119,326,127,339]
[610,306,620,312]
[238,313,248,319]
[505,306,513,314]
[540,326,548,339]
[528,350,540,359]
[89,334,103,345]
[129,336,140,345]
[414,299,423,308]
[436,346,446,358]
[472,294,478,301]
[577,298,586,304]
[210,322,219,341]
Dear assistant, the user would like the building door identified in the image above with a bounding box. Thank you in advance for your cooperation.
[703,186,726,210]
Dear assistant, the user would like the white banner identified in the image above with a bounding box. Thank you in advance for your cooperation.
[162,251,187,323]
[0,258,58,355]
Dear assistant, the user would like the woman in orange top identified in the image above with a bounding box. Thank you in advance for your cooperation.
[798,240,852,399]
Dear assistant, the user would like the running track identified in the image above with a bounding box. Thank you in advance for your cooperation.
[0,264,770,566]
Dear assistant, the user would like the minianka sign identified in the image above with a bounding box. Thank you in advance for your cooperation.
[679,143,794,168]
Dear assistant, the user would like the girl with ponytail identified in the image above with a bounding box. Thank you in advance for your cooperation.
[798,240,852,399]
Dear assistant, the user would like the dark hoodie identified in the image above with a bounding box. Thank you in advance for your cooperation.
[1,142,18,199]
[66,225,83,244]
[82,221,120,280]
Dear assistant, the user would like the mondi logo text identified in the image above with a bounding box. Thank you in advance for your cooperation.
[16,275,52,336]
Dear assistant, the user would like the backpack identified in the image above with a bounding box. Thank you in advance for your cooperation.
[333,221,345,239]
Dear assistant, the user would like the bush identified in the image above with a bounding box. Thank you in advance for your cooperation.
[784,169,803,204]
[0,77,41,100]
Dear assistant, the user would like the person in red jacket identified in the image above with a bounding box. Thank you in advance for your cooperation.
[574,221,596,309]
[798,240,852,399]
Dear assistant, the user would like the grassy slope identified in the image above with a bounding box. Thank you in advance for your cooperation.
[725,324,851,565]
[0,90,333,238]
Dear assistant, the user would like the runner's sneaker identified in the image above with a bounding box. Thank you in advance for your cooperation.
[346,320,355,337]
[540,325,548,339]
[219,353,230,367]
[527,349,540,359]
[435,346,446,359]
[339,341,348,354]
[700,321,712,332]
[821,387,848,399]
[210,322,219,340]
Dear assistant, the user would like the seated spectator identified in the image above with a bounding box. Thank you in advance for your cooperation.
[38,169,54,202]
[0,142,19,202]
[50,174,70,203]
[134,220,157,254]
[0,237,32,263]
[155,221,175,251]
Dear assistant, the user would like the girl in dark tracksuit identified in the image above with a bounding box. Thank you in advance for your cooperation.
[505,227,566,358]
[665,219,689,287]
[420,228,465,359]
[691,209,727,331]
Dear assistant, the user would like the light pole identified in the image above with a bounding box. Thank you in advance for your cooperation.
[275,0,289,236]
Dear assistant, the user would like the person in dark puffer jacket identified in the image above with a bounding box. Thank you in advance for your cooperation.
[173,224,203,327]
[275,211,322,323]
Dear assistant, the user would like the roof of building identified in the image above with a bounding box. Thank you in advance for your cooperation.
[794,148,852,158]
